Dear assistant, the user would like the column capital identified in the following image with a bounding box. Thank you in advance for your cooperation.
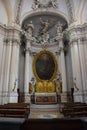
[60,47,65,52]
[25,47,30,52]
[3,37,20,46]
[12,38,21,46]
[55,50,60,55]
[3,38,12,46]
[55,34,63,41]
[70,36,87,45]
[55,47,64,55]
[25,47,37,56]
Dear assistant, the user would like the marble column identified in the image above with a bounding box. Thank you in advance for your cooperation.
[24,40,34,102]
[8,39,20,103]
[24,23,34,103]
[2,38,13,104]
[55,48,61,74]
[83,39,87,103]
[24,46,30,102]
[70,43,76,81]
[0,40,7,104]
[70,40,83,102]
[77,39,87,102]
[58,35,68,102]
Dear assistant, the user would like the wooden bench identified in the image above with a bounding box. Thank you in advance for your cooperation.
[0,109,29,118]
[62,102,87,118]
[70,111,87,117]
[0,103,30,119]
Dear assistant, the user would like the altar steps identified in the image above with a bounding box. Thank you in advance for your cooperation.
[30,104,60,113]
[29,104,64,118]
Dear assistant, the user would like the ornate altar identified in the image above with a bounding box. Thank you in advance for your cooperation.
[35,81,57,104]
[32,50,58,104]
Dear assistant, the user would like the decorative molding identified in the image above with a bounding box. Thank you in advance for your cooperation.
[70,37,87,45]
[59,47,65,52]
[15,0,23,24]
[68,23,87,44]
[55,34,63,41]
[25,47,36,56]
[55,47,65,54]
[0,24,8,35]
[3,37,20,46]
[65,0,75,24]
[55,48,61,55]
[32,0,58,10]
[76,0,86,24]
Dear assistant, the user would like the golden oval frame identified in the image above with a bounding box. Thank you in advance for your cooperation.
[32,50,58,81]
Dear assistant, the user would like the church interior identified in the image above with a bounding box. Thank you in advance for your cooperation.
[0,0,87,130]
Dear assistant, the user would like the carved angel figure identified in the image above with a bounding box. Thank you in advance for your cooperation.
[48,0,58,8]
[55,21,63,35]
[40,18,50,34]
[32,0,40,9]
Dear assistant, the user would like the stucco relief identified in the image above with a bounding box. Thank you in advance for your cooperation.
[22,14,67,49]
[32,0,58,9]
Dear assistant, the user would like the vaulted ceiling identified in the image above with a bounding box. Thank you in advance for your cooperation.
[0,0,87,26]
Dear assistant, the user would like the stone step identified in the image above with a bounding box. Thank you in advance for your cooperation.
[30,104,62,113]
[30,104,60,109]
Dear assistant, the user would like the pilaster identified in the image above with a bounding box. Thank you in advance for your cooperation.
[6,26,21,103]
[69,25,86,102]
[24,47,30,102]
[24,23,34,103]
[1,38,13,104]
[0,40,7,104]
[8,38,20,103]
[56,35,68,102]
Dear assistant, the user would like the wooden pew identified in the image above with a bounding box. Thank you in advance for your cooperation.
[62,102,87,118]
[0,103,30,119]
[70,111,87,117]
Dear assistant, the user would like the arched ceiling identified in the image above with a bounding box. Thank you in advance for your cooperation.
[0,0,87,26]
